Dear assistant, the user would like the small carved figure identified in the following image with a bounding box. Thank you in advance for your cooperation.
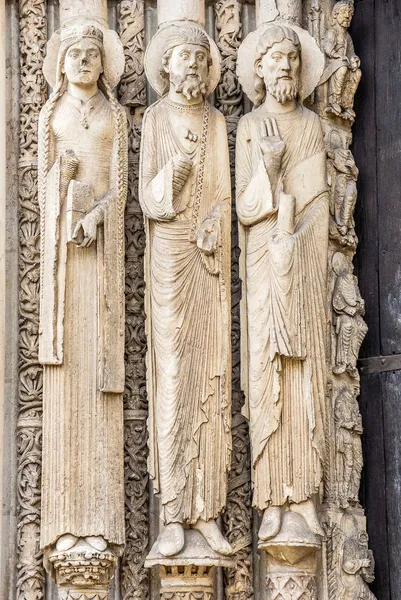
[327,130,358,246]
[332,253,367,377]
[236,24,329,544]
[140,23,232,558]
[320,0,361,121]
[339,516,375,599]
[334,387,363,507]
[38,20,127,572]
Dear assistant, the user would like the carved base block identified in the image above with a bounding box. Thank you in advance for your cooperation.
[48,538,118,600]
[146,530,235,600]
[266,571,317,600]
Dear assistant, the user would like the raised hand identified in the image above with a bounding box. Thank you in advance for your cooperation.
[172,154,193,196]
[259,118,285,185]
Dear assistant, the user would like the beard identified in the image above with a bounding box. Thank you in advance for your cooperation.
[170,72,207,101]
[266,74,299,105]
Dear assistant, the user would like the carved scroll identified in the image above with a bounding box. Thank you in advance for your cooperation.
[118,2,149,599]
[17,1,47,599]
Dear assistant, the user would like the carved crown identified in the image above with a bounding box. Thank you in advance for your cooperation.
[61,24,104,44]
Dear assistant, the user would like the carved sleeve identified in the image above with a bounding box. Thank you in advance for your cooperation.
[139,106,176,221]
[235,116,275,226]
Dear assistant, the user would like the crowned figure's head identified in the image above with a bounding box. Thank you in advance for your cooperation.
[159,25,213,101]
[253,24,301,107]
[57,24,105,89]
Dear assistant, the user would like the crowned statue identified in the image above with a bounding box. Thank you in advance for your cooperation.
[140,21,232,558]
[38,17,127,584]
[236,22,329,546]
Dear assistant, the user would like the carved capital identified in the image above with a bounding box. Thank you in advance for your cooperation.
[49,539,118,599]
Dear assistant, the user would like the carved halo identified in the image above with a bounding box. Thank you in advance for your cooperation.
[43,18,125,90]
[237,22,325,104]
[144,22,221,97]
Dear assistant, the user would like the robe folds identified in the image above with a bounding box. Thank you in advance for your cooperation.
[236,104,329,509]
[139,97,232,525]
[38,91,126,550]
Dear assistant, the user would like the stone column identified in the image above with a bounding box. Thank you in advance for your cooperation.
[0,0,6,579]
[39,1,127,597]
[256,0,302,25]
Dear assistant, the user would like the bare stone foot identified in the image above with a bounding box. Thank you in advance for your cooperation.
[85,535,108,551]
[289,499,324,538]
[193,518,233,555]
[159,523,185,557]
[258,506,282,541]
[55,533,78,552]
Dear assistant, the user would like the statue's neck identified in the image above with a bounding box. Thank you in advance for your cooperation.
[263,94,297,114]
[67,81,99,103]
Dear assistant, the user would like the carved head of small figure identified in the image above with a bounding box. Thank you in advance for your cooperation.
[160,25,213,101]
[332,251,352,276]
[332,0,354,29]
[254,25,301,106]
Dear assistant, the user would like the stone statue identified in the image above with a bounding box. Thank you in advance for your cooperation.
[140,22,232,558]
[236,24,328,544]
[332,252,367,377]
[327,129,358,247]
[38,19,127,583]
[339,516,375,600]
[334,387,363,508]
[320,0,361,121]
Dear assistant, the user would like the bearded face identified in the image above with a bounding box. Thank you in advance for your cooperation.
[256,38,300,105]
[164,43,210,101]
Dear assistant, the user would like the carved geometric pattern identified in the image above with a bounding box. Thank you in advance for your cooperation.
[118,3,149,599]
[162,593,214,600]
[266,573,317,600]
[215,3,253,599]
[17,1,47,599]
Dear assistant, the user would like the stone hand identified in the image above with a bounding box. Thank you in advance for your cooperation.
[350,55,360,70]
[172,154,193,196]
[72,210,99,248]
[259,118,285,184]
[197,214,219,256]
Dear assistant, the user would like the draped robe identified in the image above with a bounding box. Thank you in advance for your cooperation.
[38,91,126,550]
[236,105,329,509]
[139,97,231,524]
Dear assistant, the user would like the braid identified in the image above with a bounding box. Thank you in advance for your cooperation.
[100,74,128,331]
[38,75,65,309]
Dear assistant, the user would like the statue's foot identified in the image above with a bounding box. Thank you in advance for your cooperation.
[193,518,233,555]
[55,533,78,552]
[85,535,108,551]
[326,102,342,116]
[258,506,282,541]
[289,499,324,538]
[159,523,185,557]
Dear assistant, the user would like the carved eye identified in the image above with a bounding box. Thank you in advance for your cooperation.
[272,54,282,62]
[180,52,189,60]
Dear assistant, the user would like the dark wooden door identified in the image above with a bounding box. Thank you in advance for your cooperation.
[352,2,401,598]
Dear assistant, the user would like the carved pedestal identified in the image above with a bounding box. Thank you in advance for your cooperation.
[259,512,321,600]
[146,530,235,600]
[49,539,118,600]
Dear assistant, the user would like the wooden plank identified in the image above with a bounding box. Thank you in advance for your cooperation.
[382,371,401,600]
[359,353,401,374]
[375,0,401,355]
[359,373,390,600]
[352,0,380,359]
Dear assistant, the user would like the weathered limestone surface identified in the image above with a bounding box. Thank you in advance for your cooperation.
[140,1,233,563]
